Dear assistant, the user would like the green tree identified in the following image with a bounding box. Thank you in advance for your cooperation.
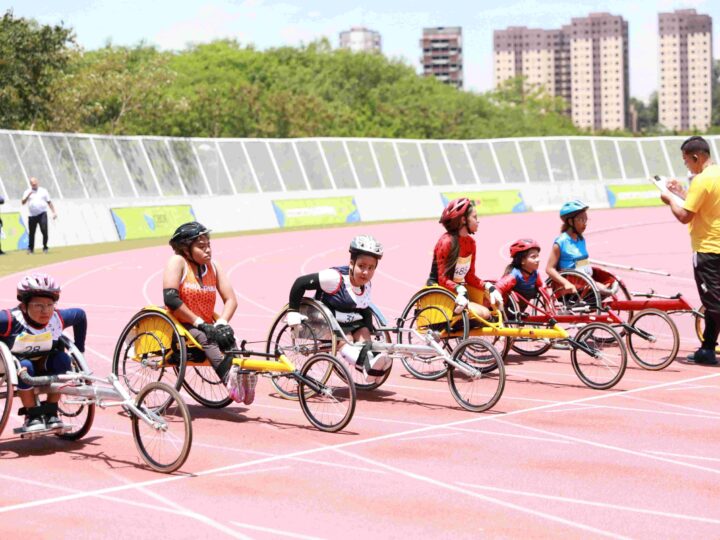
[0,10,74,129]
[630,93,658,134]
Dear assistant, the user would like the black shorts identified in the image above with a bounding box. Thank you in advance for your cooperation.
[339,320,370,336]
[693,252,720,317]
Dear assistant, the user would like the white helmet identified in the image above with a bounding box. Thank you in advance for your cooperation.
[349,235,383,259]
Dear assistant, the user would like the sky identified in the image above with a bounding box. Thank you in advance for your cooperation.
[4,0,719,101]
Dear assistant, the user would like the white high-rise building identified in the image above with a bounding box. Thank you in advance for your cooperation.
[339,27,382,53]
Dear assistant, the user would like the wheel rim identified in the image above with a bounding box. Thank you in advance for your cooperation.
[299,354,355,432]
[449,339,505,412]
[627,310,679,370]
[572,324,626,389]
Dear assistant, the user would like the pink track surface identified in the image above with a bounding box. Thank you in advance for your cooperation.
[1,207,719,538]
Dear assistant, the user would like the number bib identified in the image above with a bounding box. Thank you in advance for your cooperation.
[453,255,472,283]
[11,331,53,355]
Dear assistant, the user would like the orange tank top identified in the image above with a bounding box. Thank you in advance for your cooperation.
[179,260,218,324]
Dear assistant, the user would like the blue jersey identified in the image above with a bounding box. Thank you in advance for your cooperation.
[554,232,591,275]
[314,266,372,324]
[0,307,87,354]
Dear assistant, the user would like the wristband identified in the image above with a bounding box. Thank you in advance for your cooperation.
[193,317,204,327]
[215,318,228,326]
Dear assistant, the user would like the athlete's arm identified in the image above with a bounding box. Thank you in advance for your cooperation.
[214,261,237,323]
[58,308,87,352]
[162,255,203,325]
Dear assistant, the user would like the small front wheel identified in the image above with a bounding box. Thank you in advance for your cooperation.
[298,354,356,432]
[626,309,680,370]
[131,382,193,473]
[447,338,505,412]
[570,323,627,390]
[57,355,95,441]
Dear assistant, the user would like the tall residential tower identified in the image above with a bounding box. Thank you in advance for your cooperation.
[339,27,382,53]
[421,27,463,89]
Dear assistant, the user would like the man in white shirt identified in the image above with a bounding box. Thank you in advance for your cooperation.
[21,177,57,254]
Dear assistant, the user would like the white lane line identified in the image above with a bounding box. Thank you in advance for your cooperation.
[230,521,325,540]
[646,450,720,463]
[400,432,462,441]
[570,401,720,421]
[1,372,716,516]
[331,448,628,539]
[142,268,163,305]
[456,482,720,526]
[619,394,720,417]
[84,346,112,364]
[492,418,720,475]
[216,465,290,478]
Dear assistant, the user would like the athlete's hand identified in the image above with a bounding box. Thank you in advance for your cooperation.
[562,281,578,295]
[484,283,503,308]
[454,285,468,314]
[198,322,220,344]
[214,324,236,351]
[286,311,308,337]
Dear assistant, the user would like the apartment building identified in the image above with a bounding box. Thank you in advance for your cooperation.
[659,9,713,131]
[339,27,382,53]
[494,13,629,131]
[420,26,463,89]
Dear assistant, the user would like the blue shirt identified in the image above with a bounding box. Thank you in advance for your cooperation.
[554,232,591,275]
[0,307,87,353]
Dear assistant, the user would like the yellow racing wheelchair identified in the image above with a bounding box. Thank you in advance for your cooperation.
[112,307,356,432]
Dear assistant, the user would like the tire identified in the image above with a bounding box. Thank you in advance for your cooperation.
[570,323,627,390]
[507,293,553,357]
[547,270,602,314]
[626,309,680,371]
[113,311,186,399]
[615,279,634,320]
[447,338,505,412]
[182,365,232,409]
[399,288,468,380]
[0,349,14,438]
[267,300,336,398]
[298,353,356,432]
[131,382,193,473]
[56,355,95,441]
[352,310,393,391]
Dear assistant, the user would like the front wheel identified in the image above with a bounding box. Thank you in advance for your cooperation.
[131,382,193,474]
[298,354,356,432]
[0,350,14,437]
[570,323,627,390]
[447,338,505,412]
[626,309,680,370]
[57,355,95,441]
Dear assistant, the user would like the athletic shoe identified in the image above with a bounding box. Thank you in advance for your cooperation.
[225,367,244,403]
[46,414,64,429]
[23,415,46,433]
[686,348,719,365]
[242,373,257,405]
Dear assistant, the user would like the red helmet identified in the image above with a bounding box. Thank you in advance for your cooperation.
[439,198,474,231]
[509,239,540,258]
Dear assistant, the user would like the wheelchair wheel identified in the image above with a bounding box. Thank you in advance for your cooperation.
[399,288,468,380]
[113,311,186,397]
[297,353,356,432]
[447,338,505,412]
[626,309,679,371]
[547,270,602,313]
[0,349,14,437]
[131,382,193,473]
[57,356,96,441]
[615,279,634,320]
[506,294,553,357]
[182,365,232,408]
[352,310,393,392]
[570,323,627,390]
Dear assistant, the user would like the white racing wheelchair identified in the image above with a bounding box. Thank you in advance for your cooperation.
[266,298,506,412]
[0,336,192,473]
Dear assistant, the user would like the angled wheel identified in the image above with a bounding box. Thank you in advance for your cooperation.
[297,353,356,432]
[399,288,468,380]
[547,270,602,314]
[131,382,192,473]
[113,311,185,397]
[506,294,553,357]
[0,348,14,438]
[626,309,679,370]
[447,338,505,412]
[570,323,627,390]
[352,310,393,392]
[56,355,95,441]
[182,365,232,408]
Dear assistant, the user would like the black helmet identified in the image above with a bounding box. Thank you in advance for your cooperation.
[169,222,211,253]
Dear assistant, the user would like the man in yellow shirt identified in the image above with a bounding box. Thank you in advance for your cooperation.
[662,136,720,365]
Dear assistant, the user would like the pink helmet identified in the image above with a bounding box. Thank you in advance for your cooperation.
[17,273,61,302]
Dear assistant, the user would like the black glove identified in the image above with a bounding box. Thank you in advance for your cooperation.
[198,323,220,344]
[214,324,236,351]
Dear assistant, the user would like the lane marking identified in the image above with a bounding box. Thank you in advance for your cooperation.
[230,521,325,540]
[646,451,720,463]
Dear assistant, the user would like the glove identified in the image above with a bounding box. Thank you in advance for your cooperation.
[286,311,308,336]
[198,322,220,344]
[484,282,503,307]
[214,324,236,351]
[454,285,468,314]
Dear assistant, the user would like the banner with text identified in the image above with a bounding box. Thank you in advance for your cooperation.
[605,185,663,208]
[440,190,527,214]
[272,197,360,228]
[111,205,196,240]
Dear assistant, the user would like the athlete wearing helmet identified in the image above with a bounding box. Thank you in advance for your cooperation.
[286,235,391,383]
[162,222,253,404]
[494,239,548,304]
[428,198,503,318]
[546,201,618,297]
[0,272,87,433]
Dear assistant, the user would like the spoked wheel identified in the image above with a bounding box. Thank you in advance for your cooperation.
[131,382,193,473]
[57,356,96,441]
[297,353,356,432]
[352,311,393,391]
[0,349,14,437]
[570,323,627,390]
[267,300,336,398]
[506,294,553,357]
[113,311,186,398]
[692,306,718,352]
[626,309,680,370]
[547,270,602,314]
[182,364,232,408]
[399,288,468,380]
[614,279,634,320]
[447,338,505,412]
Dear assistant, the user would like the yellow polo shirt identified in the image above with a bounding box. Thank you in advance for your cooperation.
[684,164,720,253]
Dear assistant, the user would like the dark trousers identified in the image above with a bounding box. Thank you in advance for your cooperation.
[693,252,720,349]
[28,212,48,252]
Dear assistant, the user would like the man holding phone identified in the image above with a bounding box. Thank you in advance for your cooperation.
[21,177,57,254]
[662,136,720,365]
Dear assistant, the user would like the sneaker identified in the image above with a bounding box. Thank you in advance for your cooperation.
[42,247,49,254]
[242,373,257,405]
[23,415,46,433]
[225,366,244,403]
[46,414,64,429]
[27,250,33,255]
[686,348,719,365]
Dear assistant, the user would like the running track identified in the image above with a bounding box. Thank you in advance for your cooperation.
[1,207,719,539]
